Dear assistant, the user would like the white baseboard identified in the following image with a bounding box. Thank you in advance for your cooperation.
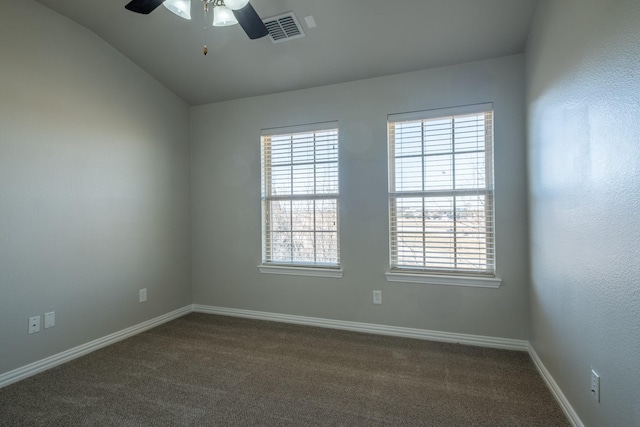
[528,344,584,427]
[192,304,529,351]
[0,305,191,389]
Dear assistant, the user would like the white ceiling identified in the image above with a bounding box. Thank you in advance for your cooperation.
[33,0,539,106]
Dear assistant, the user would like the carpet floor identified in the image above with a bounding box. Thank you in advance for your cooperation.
[0,313,569,426]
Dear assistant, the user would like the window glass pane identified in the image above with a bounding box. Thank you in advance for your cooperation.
[394,197,423,219]
[395,156,423,192]
[423,118,452,155]
[291,133,314,164]
[425,200,456,270]
[424,154,453,191]
[394,122,423,156]
[315,200,337,231]
[270,135,292,166]
[291,232,315,263]
[456,195,490,234]
[454,152,485,189]
[269,200,291,231]
[268,231,292,262]
[424,196,453,227]
[270,165,291,195]
[315,139,338,163]
[291,200,314,230]
[316,162,338,193]
[395,232,425,267]
[316,232,338,264]
[454,114,486,152]
[395,212,423,234]
[292,164,315,195]
[393,197,426,267]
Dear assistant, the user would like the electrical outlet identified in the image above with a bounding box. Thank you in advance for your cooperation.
[28,316,41,334]
[591,369,600,402]
[44,311,55,329]
[373,290,382,304]
[139,288,147,303]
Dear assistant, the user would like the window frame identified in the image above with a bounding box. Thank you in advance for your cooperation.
[386,104,501,288]
[258,122,343,278]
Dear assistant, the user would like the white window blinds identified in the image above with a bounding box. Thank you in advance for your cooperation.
[388,105,495,275]
[261,123,339,266]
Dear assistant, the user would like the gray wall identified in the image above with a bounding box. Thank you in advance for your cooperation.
[191,54,530,340]
[526,0,640,425]
[0,0,191,374]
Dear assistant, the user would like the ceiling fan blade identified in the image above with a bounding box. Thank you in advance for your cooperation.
[233,3,269,40]
[125,0,165,14]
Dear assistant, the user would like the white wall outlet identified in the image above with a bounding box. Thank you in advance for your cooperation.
[139,288,147,302]
[373,290,382,304]
[44,311,55,329]
[28,316,41,334]
[591,369,600,402]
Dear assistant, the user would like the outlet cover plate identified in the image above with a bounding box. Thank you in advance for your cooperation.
[591,369,600,402]
[139,288,147,302]
[28,315,41,334]
[44,311,55,329]
[373,290,382,304]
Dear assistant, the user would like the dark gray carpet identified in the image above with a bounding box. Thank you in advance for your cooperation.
[0,313,569,426]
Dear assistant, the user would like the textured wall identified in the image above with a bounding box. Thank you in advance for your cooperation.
[191,54,530,340]
[0,0,191,374]
[526,0,640,425]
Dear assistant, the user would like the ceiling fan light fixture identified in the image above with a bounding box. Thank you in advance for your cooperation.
[224,0,249,11]
[163,0,191,20]
[213,5,238,26]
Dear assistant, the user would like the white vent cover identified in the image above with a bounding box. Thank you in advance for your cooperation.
[263,12,305,44]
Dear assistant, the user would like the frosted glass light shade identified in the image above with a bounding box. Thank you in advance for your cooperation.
[224,0,249,11]
[163,0,191,20]
[213,5,238,26]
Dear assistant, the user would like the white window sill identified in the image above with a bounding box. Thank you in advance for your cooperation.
[258,264,344,278]
[385,271,502,288]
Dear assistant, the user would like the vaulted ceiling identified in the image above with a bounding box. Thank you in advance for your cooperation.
[34,0,539,105]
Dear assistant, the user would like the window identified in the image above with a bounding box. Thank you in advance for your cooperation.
[387,104,496,280]
[260,123,340,274]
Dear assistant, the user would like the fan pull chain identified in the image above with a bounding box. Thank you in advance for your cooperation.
[203,2,209,55]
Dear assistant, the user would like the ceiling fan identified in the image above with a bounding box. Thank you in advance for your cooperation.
[124,0,269,42]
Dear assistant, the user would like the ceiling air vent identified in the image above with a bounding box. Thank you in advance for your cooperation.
[263,12,305,44]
